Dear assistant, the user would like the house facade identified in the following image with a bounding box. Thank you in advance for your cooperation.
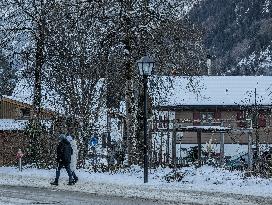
[0,96,54,120]
[0,96,57,166]
[154,106,271,145]
[150,76,272,164]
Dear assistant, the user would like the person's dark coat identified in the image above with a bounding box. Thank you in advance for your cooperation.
[56,138,73,165]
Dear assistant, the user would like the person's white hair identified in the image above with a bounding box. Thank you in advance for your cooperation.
[66,135,73,143]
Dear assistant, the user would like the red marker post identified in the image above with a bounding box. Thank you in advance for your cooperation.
[16,149,24,171]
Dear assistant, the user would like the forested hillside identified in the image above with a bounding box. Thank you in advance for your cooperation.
[189,0,272,75]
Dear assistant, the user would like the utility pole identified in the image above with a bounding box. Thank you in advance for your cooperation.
[172,121,177,166]
[254,88,260,172]
[220,121,225,167]
[248,131,253,172]
[197,130,202,167]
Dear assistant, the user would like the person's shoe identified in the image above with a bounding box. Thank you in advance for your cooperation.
[67,181,74,185]
[50,181,58,186]
[74,177,78,183]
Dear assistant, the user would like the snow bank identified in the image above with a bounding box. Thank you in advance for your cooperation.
[0,165,271,203]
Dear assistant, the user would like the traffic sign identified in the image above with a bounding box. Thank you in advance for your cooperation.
[89,136,98,146]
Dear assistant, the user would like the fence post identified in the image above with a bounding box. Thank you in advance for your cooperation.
[220,122,225,167]
[197,130,202,167]
[248,131,253,172]
[172,121,177,166]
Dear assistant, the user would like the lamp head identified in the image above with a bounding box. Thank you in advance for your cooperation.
[137,56,155,76]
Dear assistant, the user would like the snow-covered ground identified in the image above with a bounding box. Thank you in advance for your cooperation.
[0,165,271,203]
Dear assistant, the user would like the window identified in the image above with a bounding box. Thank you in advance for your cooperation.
[176,132,183,142]
[194,111,221,126]
[236,111,248,128]
[20,108,30,118]
[118,120,122,131]
[101,133,107,148]
[258,112,266,128]
[157,111,169,129]
[158,115,163,128]
[200,112,215,125]
[193,112,200,125]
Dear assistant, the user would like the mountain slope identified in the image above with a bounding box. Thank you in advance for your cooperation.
[189,0,272,75]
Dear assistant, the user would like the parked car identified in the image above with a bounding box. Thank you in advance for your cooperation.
[225,152,249,170]
[225,148,271,171]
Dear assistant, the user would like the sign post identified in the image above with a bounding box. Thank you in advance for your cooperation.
[16,149,24,171]
[89,136,98,147]
[89,136,98,166]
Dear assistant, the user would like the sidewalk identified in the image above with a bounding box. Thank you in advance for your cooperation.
[0,165,271,204]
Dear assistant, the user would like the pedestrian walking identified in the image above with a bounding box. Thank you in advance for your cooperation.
[50,134,74,186]
[66,134,79,183]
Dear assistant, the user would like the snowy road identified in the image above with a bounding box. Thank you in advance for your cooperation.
[0,185,178,205]
[0,185,272,205]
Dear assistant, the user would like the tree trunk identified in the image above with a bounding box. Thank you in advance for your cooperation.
[30,8,46,167]
[125,79,139,165]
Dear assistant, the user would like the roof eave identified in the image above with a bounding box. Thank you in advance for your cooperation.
[155,104,272,111]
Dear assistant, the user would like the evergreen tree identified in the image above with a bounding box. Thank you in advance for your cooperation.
[189,0,272,75]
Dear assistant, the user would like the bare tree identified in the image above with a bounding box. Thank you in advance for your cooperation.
[0,0,60,166]
[1,0,206,166]
[92,0,206,165]
[44,0,109,165]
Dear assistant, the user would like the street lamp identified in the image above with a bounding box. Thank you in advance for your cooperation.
[137,55,155,183]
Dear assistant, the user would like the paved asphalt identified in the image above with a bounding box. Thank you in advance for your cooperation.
[1,185,272,205]
[0,185,179,205]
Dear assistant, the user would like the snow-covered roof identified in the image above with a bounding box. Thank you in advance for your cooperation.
[152,76,272,107]
[0,119,53,131]
[177,125,231,133]
[0,119,28,131]
[3,78,64,114]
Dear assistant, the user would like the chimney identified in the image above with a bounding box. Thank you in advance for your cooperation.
[206,55,212,75]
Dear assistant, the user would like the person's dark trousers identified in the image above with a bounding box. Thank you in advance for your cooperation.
[72,171,78,182]
[55,162,73,183]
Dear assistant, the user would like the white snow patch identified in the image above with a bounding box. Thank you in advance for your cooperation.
[151,76,272,106]
[0,165,271,203]
[0,119,28,131]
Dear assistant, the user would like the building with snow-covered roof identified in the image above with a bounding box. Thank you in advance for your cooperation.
[153,76,272,107]
[0,77,127,166]
[0,96,56,121]
[0,95,59,166]
[0,78,64,166]
[149,76,272,164]
[5,78,65,114]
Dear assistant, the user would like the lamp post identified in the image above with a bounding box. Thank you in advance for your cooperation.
[137,56,154,183]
